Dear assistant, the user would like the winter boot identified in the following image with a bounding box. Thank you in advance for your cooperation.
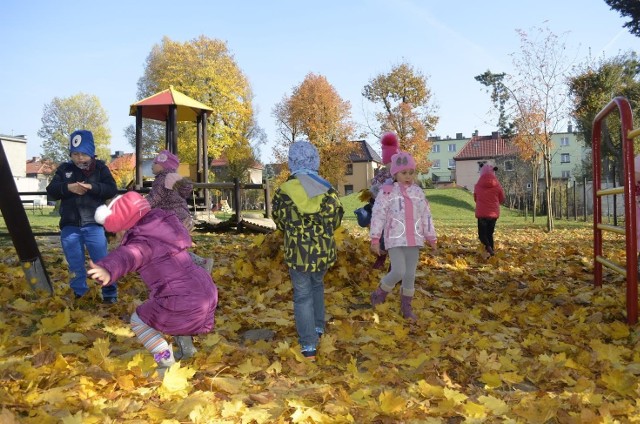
[370,287,388,306]
[174,335,198,360]
[154,347,176,378]
[400,293,417,321]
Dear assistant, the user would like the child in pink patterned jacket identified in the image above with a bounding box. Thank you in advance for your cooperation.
[369,151,437,321]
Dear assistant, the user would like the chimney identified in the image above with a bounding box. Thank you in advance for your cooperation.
[568,122,573,133]
[456,133,463,139]
[473,130,479,136]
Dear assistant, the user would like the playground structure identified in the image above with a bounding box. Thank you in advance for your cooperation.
[592,96,640,324]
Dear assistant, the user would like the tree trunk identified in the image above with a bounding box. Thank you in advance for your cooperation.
[544,156,554,231]
[531,164,539,223]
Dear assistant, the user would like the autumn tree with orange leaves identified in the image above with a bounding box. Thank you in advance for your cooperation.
[362,62,439,172]
[272,73,357,188]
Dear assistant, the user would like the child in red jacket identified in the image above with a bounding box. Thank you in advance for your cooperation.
[473,164,505,257]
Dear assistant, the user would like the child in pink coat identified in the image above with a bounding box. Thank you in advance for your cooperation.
[369,151,437,321]
[88,191,218,376]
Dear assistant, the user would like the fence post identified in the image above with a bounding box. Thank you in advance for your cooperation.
[263,179,271,218]
[233,178,242,222]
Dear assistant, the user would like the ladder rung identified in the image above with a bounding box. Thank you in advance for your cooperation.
[597,187,624,196]
[596,255,627,276]
[597,223,626,235]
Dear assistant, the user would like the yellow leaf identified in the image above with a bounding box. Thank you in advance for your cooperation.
[600,369,638,396]
[60,332,88,344]
[116,374,136,391]
[443,387,467,405]
[378,391,405,414]
[236,358,263,375]
[11,298,32,312]
[478,395,509,415]
[210,376,243,394]
[462,401,487,418]
[479,371,502,388]
[39,308,70,334]
[158,363,196,399]
[415,380,444,398]
[86,338,111,368]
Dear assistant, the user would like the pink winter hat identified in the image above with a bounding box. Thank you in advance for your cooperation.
[390,151,416,176]
[381,132,399,164]
[95,191,151,233]
[153,150,180,171]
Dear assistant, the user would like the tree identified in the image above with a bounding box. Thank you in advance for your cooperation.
[474,71,515,137]
[38,93,111,164]
[476,26,572,231]
[272,73,356,188]
[568,52,640,183]
[362,62,438,171]
[129,36,258,166]
[604,0,640,37]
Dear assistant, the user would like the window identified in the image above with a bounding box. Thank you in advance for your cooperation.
[561,171,571,179]
[560,137,569,146]
[448,144,456,152]
[345,164,353,175]
[432,159,441,169]
[432,144,440,153]
[448,159,456,169]
[504,160,513,171]
[344,185,353,195]
[560,153,570,163]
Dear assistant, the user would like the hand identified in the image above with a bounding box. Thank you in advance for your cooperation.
[370,242,383,257]
[164,173,182,189]
[78,182,92,191]
[68,182,89,195]
[88,260,112,286]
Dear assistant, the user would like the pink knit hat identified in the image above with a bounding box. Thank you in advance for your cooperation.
[390,151,416,176]
[95,191,151,233]
[153,150,180,172]
[381,132,399,164]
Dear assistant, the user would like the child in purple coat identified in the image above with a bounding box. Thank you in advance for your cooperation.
[147,150,213,273]
[88,191,218,376]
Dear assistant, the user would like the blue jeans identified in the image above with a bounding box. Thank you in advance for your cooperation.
[289,268,326,351]
[61,224,117,299]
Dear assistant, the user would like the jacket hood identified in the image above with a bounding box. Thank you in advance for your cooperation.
[280,178,324,214]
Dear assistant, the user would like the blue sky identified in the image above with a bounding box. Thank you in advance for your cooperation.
[1,0,637,163]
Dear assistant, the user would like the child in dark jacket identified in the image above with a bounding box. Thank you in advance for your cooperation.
[272,141,344,361]
[46,130,119,303]
[88,191,218,376]
[146,150,213,272]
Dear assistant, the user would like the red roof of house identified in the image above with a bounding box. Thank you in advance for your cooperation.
[26,158,55,175]
[454,135,519,160]
[108,153,136,171]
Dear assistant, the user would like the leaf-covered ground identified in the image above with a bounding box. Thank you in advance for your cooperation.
[1,225,639,423]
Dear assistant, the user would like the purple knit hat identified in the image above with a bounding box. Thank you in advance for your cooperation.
[153,150,180,172]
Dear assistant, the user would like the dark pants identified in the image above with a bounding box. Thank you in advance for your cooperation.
[477,218,497,250]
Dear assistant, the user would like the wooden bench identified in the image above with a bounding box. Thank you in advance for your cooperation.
[21,199,43,214]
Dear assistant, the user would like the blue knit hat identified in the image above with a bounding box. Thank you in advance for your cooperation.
[69,130,95,157]
[288,141,320,174]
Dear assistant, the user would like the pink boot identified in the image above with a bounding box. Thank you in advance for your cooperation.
[400,294,417,321]
[370,287,388,306]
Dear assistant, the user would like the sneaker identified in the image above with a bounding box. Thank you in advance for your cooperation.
[154,348,176,377]
[302,349,317,361]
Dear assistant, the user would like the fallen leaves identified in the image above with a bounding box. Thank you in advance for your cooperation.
[1,225,640,422]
